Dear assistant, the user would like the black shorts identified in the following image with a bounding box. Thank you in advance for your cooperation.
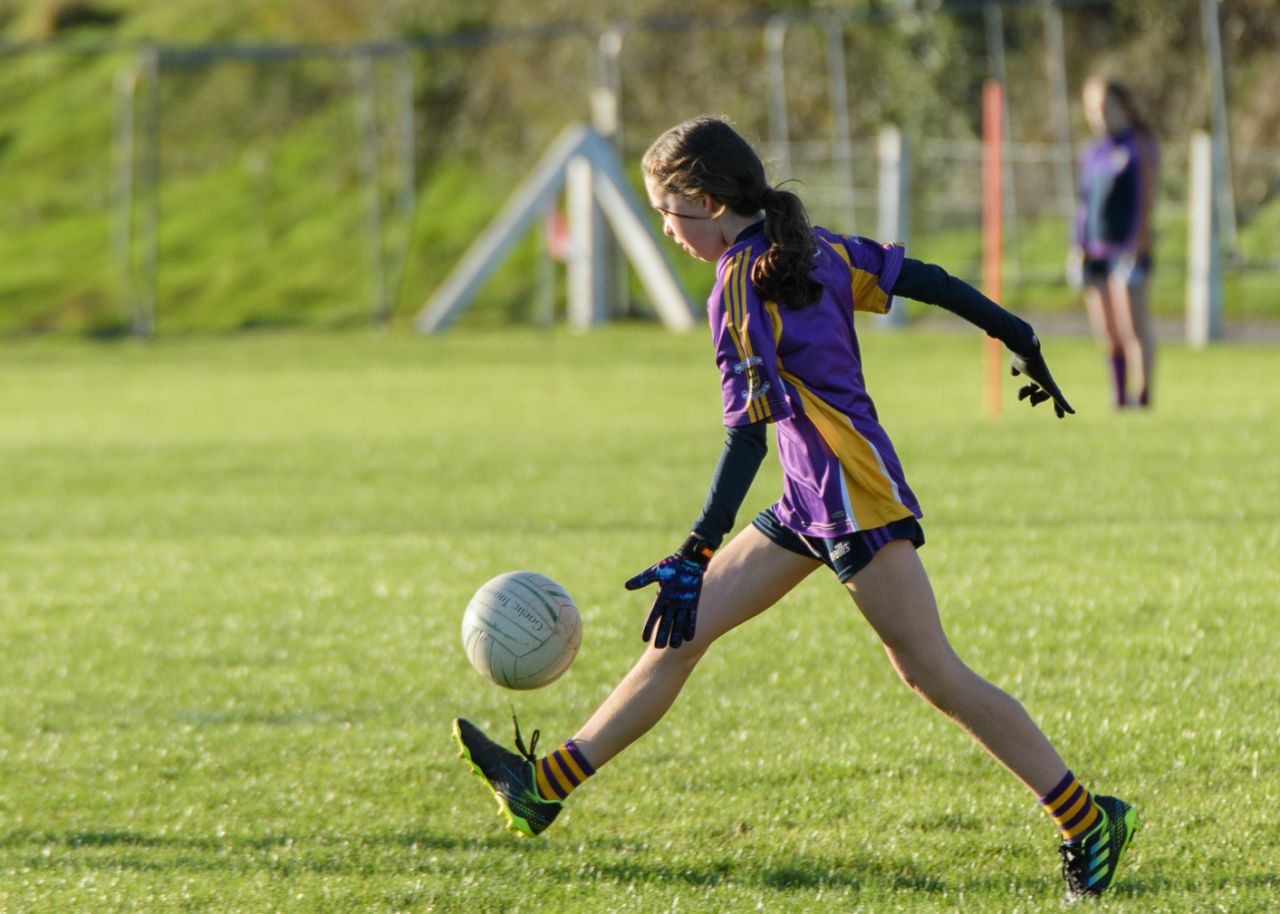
[752,508,925,583]
[1083,253,1152,285]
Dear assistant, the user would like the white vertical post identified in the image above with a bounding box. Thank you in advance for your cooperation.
[765,17,791,179]
[877,125,910,329]
[1186,131,1223,347]
[566,155,606,332]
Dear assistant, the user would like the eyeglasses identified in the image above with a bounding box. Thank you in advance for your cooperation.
[654,206,713,220]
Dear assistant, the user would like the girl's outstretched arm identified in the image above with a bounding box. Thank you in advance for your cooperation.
[892,259,1074,417]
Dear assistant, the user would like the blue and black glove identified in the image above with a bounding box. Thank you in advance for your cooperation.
[1011,338,1075,419]
[625,533,715,649]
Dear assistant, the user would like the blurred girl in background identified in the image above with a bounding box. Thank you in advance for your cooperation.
[1076,76,1160,408]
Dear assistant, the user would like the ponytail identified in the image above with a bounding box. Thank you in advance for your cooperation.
[753,186,822,310]
[643,116,822,310]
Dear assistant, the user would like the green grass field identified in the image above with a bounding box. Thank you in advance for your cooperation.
[1,326,1277,913]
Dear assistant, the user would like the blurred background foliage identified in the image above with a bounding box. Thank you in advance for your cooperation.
[1,0,1278,333]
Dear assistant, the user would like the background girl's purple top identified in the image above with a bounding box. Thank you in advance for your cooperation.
[1076,128,1158,260]
[708,226,921,537]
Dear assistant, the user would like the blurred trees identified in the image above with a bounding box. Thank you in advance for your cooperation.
[6,1,1280,154]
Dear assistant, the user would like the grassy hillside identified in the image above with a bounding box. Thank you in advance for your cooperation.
[2,0,1278,334]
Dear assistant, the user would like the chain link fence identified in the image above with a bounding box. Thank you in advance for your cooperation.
[1,6,1277,334]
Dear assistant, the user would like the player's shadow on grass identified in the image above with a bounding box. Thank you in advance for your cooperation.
[575,846,952,894]
[760,862,947,894]
[0,827,516,875]
[555,840,1190,899]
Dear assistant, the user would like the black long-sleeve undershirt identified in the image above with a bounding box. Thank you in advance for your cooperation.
[688,257,1039,548]
[690,421,768,549]
[893,258,1039,355]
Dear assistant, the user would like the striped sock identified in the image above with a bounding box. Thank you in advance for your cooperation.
[534,740,595,802]
[1040,770,1102,844]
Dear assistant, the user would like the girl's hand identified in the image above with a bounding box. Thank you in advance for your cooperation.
[625,535,715,649]
[1011,340,1075,419]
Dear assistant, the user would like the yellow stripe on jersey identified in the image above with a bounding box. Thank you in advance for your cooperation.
[722,247,772,423]
[851,266,891,314]
[779,368,913,530]
[719,254,749,363]
[764,297,785,349]
[822,236,892,314]
[737,248,772,422]
[721,250,756,422]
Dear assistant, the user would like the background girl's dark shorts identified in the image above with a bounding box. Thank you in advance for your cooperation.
[1083,252,1153,285]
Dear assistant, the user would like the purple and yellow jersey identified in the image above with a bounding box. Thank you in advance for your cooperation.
[1076,128,1159,261]
[709,225,921,537]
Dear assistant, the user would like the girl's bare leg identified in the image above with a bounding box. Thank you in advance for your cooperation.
[1083,279,1129,407]
[572,527,819,768]
[1114,277,1155,405]
[1082,280,1120,350]
[846,541,1068,795]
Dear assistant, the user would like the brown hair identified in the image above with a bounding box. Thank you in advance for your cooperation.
[642,116,821,309]
[1089,76,1154,141]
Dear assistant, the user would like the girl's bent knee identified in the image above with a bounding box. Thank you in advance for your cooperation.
[894,652,970,699]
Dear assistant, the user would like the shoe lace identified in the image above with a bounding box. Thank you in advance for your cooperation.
[510,710,539,764]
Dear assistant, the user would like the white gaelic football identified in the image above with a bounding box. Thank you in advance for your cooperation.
[461,571,581,690]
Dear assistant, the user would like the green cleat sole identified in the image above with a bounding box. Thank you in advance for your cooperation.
[451,719,538,839]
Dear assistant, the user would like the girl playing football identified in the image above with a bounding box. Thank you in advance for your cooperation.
[454,115,1136,902]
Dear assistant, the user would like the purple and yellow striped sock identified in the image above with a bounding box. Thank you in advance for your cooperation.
[534,740,595,802]
[1040,770,1102,844]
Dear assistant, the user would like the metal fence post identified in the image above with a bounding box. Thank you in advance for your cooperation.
[765,17,791,179]
[1042,0,1075,250]
[1200,0,1238,261]
[136,45,160,337]
[983,3,1019,285]
[825,17,856,230]
[352,52,390,326]
[388,47,417,319]
[595,26,626,318]
[112,57,138,330]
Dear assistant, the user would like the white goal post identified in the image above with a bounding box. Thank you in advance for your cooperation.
[415,123,696,333]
